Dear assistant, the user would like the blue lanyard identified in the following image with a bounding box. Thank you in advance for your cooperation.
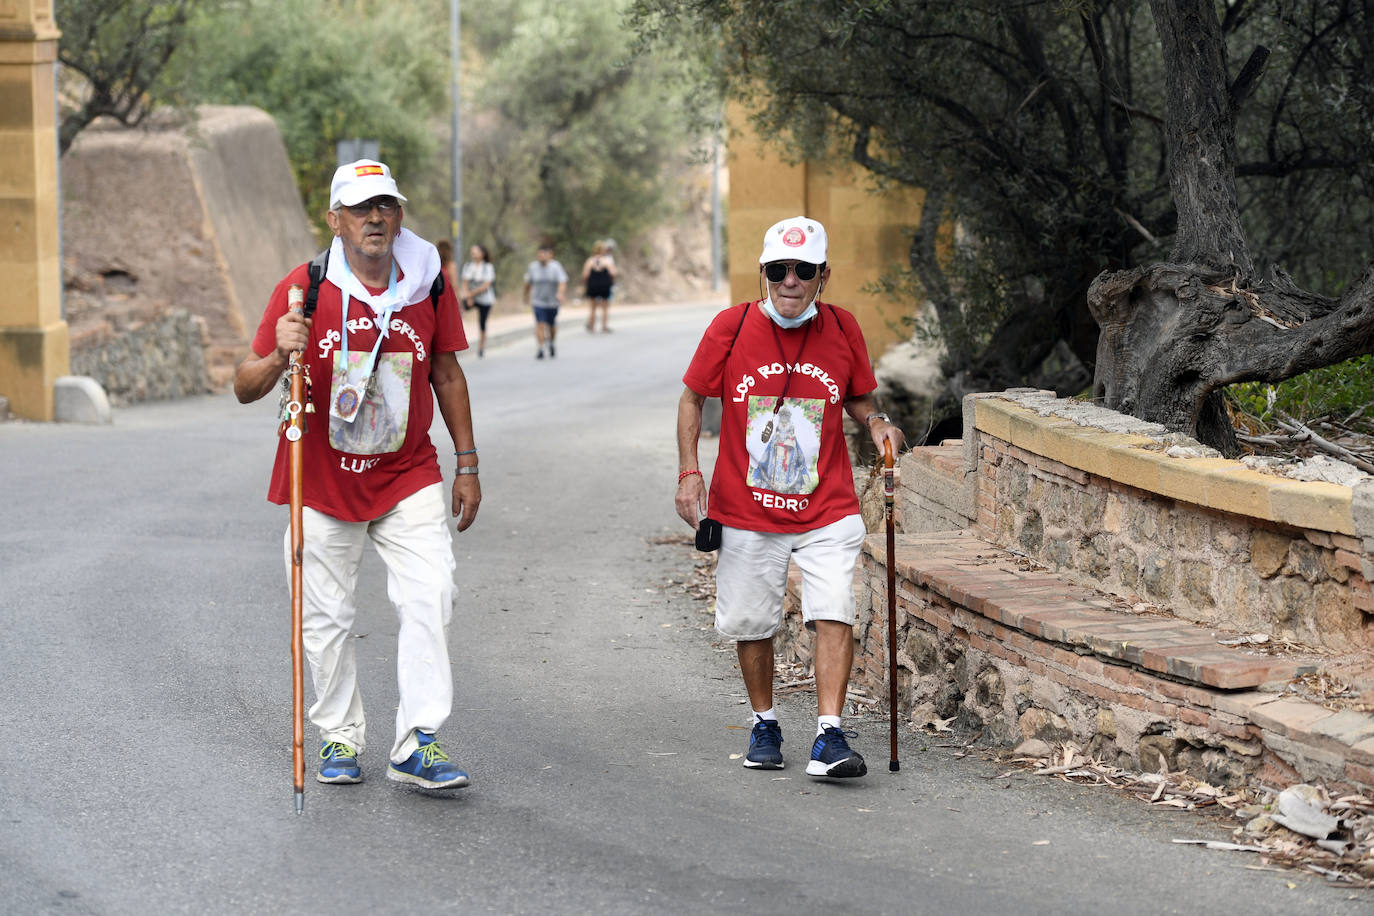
[339,257,398,384]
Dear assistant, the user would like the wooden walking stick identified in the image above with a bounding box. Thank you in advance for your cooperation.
[282,284,310,813]
[884,440,900,772]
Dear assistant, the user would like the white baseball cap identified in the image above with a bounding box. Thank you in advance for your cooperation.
[759,216,828,265]
[329,159,408,209]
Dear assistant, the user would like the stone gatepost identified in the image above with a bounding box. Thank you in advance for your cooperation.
[0,1,66,421]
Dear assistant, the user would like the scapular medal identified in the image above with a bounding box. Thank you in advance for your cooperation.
[334,384,361,418]
[762,416,775,443]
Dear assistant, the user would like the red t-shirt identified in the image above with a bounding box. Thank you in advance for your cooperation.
[251,263,468,523]
[683,301,877,533]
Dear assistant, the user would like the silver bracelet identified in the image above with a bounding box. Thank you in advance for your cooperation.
[456,466,479,475]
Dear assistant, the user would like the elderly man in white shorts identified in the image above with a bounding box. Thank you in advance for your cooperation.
[675,216,904,778]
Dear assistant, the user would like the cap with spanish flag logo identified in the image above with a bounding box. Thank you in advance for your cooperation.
[329,158,408,209]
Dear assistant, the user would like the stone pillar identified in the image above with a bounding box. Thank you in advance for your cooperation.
[0,1,66,421]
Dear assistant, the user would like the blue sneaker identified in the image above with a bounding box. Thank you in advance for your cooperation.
[317,741,362,784]
[806,725,867,778]
[387,732,470,790]
[744,718,784,769]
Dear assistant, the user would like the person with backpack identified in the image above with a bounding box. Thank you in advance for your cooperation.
[233,158,480,792]
[674,216,903,779]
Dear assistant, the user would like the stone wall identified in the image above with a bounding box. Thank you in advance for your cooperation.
[843,535,1373,790]
[967,391,1374,653]
[68,310,209,404]
[899,443,975,533]
[854,544,1269,787]
[775,389,1374,790]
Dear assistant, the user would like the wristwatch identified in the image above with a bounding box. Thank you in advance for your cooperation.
[864,412,891,426]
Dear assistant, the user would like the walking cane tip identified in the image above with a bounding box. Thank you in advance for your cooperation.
[295,791,304,815]
[889,761,900,772]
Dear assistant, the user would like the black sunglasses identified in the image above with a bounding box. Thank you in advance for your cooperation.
[764,261,822,283]
[343,197,399,218]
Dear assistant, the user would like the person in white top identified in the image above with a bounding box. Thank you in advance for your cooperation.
[458,243,496,357]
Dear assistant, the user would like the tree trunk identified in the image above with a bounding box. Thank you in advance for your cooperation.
[1088,0,1374,453]
[1149,0,1251,277]
[1090,261,1374,454]
[1092,0,1250,447]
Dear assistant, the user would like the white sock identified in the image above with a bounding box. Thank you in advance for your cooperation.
[752,708,778,726]
[817,715,841,736]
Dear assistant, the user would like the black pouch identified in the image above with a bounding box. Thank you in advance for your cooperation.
[695,517,722,552]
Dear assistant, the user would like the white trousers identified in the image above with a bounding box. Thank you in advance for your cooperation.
[284,483,457,764]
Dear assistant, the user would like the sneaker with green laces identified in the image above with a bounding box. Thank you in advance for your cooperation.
[317,741,363,784]
[387,732,470,790]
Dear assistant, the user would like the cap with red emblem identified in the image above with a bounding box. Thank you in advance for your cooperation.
[758,215,828,265]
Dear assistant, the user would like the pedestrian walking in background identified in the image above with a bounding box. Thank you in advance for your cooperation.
[459,243,496,357]
[581,240,617,333]
[524,242,568,359]
[233,158,481,792]
[675,215,904,779]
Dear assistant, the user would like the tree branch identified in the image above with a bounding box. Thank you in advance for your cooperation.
[1228,45,1269,111]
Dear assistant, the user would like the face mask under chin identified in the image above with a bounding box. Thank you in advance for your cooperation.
[762,296,818,328]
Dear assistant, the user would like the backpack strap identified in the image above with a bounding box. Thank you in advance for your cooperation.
[429,270,444,307]
[726,301,751,354]
[304,248,329,319]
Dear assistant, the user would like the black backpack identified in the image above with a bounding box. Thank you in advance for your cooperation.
[302,248,445,319]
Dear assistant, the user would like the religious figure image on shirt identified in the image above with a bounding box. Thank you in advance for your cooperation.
[328,351,413,455]
[745,396,823,495]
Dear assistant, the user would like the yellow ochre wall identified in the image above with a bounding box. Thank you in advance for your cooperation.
[726,101,924,362]
[0,2,67,420]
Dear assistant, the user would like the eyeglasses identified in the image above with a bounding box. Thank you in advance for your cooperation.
[764,261,822,283]
[343,198,399,218]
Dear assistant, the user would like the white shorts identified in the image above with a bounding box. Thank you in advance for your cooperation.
[713,514,866,641]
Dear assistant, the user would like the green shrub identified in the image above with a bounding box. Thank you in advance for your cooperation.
[1227,355,1374,426]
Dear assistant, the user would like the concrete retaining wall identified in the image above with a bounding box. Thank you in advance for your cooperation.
[61,106,316,396]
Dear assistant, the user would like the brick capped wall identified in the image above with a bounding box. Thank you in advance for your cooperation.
[965,392,1374,653]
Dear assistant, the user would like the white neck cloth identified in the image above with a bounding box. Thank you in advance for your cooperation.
[326,227,440,317]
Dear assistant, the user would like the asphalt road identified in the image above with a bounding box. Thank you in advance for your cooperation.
[1,302,1366,914]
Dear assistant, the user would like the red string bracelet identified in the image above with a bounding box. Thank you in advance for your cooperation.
[678,469,702,484]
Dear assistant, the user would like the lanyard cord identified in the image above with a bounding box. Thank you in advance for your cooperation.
[760,315,814,443]
[339,258,398,383]
[767,315,814,415]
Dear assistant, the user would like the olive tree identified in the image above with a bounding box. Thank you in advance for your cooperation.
[632,0,1374,451]
[55,0,204,154]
